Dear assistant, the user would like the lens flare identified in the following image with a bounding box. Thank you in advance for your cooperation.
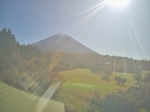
[107,0,130,9]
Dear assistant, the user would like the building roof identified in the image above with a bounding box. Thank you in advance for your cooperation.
[0,82,65,112]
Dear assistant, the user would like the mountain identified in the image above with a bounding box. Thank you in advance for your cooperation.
[32,33,96,54]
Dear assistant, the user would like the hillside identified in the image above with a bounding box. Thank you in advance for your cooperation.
[32,33,96,54]
[0,82,64,112]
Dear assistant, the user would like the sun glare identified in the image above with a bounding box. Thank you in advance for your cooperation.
[107,0,130,9]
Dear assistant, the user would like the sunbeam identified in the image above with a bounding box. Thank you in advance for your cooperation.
[84,1,107,14]
[128,19,145,59]
[66,1,108,34]
[35,81,61,112]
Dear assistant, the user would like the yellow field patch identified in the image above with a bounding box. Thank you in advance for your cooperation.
[72,83,96,88]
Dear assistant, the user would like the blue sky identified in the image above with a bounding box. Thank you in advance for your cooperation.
[0,0,150,59]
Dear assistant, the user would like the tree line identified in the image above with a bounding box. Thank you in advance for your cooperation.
[0,28,60,96]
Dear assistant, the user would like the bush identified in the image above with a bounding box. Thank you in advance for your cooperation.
[115,76,127,86]
[88,92,137,112]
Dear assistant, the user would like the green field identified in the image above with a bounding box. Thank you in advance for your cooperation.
[56,69,136,112]
[0,82,64,112]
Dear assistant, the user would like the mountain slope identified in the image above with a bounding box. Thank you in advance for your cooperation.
[32,33,96,54]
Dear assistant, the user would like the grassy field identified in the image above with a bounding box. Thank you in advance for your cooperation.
[0,82,64,112]
[56,69,136,112]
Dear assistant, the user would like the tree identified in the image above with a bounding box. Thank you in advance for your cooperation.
[88,93,137,112]
[143,73,150,82]
[134,73,142,83]
[88,91,101,112]
[90,66,100,73]
[142,74,150,112]
[142,96,150,112]
[102,64,113,81]
[1,28,7,34]
[115,76,127,86]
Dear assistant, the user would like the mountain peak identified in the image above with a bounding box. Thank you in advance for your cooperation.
[32,33,96,54]
[56,33,68,37]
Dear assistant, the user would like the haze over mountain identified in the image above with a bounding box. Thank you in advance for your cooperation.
[32,33,96,54]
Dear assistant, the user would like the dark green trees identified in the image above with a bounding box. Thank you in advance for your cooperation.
[115,76,127,86]
[88,92,137,112]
